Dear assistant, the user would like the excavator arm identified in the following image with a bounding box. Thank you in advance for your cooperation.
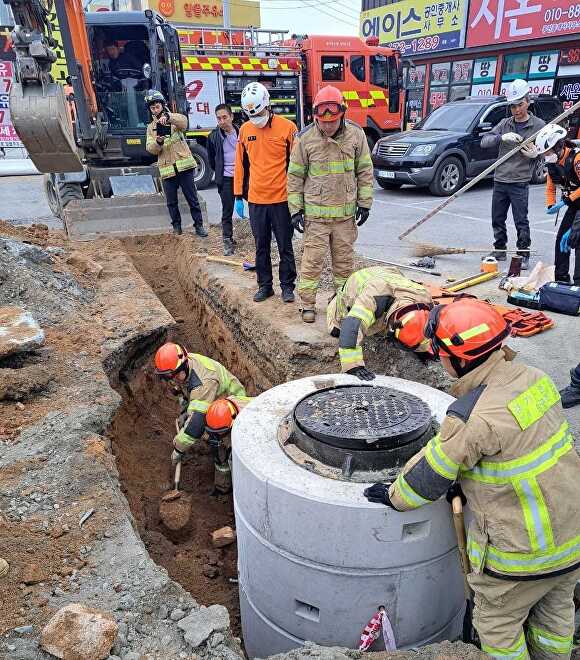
[5,0,97,172]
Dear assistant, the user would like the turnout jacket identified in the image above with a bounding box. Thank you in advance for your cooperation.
[287,120,373,221]
[545,146,580,209]
[146,112,196,180]
[173,353,248,453]
[390,349,580,580]
[326,267,432,371]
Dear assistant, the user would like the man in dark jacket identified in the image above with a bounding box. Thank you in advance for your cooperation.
[208,104,238,256]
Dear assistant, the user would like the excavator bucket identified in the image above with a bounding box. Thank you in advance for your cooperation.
[10,82,84,173]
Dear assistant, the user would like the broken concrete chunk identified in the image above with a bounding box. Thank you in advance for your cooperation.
[0,307,44,359]
[177,605,229,649]
[66,253,103,278]
[40,603,118,660]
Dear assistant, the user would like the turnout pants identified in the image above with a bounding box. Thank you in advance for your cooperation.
[161,168,204,230]
[468,568,580,660]
[554,207,580,285]
[249,201,296,291]
[218,176,234,241]
[492,181,531,254]
[298,217,358,307]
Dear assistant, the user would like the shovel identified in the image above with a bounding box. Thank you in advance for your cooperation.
[159,421,192,531]
[451,495,475,645]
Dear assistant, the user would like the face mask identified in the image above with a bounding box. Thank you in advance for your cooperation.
[250,113,269,128]
[544,153,558,164]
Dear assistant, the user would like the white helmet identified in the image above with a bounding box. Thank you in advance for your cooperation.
[241,82,270,116]
[535,123,568,154]
[506,79,529,104]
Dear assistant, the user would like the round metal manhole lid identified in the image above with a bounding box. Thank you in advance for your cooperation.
[293,384,432,450]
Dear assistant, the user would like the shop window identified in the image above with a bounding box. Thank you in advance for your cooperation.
[502,53,530,81]
[321,56,344,82]
[370,54,388,89]
[350,55,365,83]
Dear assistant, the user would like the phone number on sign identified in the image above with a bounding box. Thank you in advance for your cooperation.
[388,35,440,54]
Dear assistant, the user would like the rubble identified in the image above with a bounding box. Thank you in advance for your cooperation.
[177,604,230,649]
[40,603,118,659]
[0,306,44,358]
[0,365,52,401]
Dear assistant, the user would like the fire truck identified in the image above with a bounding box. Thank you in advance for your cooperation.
[180,28,404,188]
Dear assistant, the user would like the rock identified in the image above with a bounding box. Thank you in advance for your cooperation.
[66,253,103,278]
[13,625,34,634]
[122,653,141,660]
[0,306,44,359]
[0,365,52,402]
[40,603,118,660]
[158,605,168,619]
[177,605,229,649]
[170,608,186,622]
[202,564,220,579]
[0,557,9,578]
[21,563,49,585]
[211,526,236,548]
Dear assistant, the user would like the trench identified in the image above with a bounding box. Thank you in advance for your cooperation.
[107,235,269,639]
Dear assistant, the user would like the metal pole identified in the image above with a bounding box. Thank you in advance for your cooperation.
[223,0,230,29]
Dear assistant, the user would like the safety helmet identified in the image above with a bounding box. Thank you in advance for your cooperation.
[505,79,529,104]
[241,82,270,117]
[313,85,346,122]
[154,342,188,378]
[205,398,240,434]
[144,89,166,110]
[424,299,510,361]
[534,123,568,155]
[390,304,432,352]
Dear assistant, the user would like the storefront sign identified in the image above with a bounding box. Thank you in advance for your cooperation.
[451,60,472,83]
[471,82,495,96]
[184,71,221,129]
[0,26,15,62]
[557,78,580,106]
[528,51,559,79]
[149,0,260,27]
[561,47,580,66]
[360,0,468,55]
[472,57,497,84]
[0,61,22,147]
[430,62,451,85]
[407,64,427,88]
[428,87,449,111]
[499,79,555,95]
[467,0,580,46]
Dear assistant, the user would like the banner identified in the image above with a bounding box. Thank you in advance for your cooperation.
[0,60,22,147]
[467,0,580,46]
[184,70,221,129]
[149,0,260,27]
[360,0,468,56]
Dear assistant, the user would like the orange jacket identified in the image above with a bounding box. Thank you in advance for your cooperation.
[234,114,297,204]
[545,147,580,207]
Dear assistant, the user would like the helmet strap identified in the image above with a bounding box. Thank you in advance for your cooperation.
[451,347,499,378]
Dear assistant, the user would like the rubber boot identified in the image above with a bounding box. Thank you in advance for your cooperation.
[223,239,235,256]
[302,309,316,323]
[172,222,183,235]
[195,224,208,238]
[214,461,232,494]
[560,385,580,409]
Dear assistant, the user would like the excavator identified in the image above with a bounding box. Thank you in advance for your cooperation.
[5,0,205,239]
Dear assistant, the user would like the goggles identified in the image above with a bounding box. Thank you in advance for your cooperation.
[314,102,344,118]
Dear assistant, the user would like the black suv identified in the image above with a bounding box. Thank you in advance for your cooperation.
[372,95,563,196]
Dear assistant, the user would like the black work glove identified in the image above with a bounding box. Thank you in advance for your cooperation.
[446,482,467,506]
[364,482,396,509]
[356,206,370,227]
[562,191,573,206]
[569,220,580,249]
[346,366,375,381]
[291,212,305,233]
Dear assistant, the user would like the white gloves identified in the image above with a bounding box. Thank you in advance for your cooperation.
[171,449,183,466]
[520,143,539,159]
[502,132,523,145]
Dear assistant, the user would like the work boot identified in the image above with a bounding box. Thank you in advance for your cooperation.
[172,223,183,235]
[223,239,235,256]
[560,384,580,409]
[281,288,295,303]
[301,308,316,323]
[489,250,507,261]
[253,286,274,302]
[195,224,208,238]
[520,256,530,270]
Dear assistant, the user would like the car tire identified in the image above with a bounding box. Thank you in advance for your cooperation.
[188,142,213,190]
[429,157,465,196]
[531,157,547,185]
[377,178,402,190]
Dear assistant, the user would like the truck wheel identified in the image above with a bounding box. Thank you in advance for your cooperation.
[429,157,464,196]
[531,157,547,185]
[189,142,213,190]
[44,175,84,219]
[377,178,402,190]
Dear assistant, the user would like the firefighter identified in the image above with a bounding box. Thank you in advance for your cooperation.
[234,82,297,304]
[145,90,207,238]
[326,266,433,380]
[535,123,580,285]
[205,396,252,494]
[559,362,580,409]
[288,86,374,323]
[364,299,580,659]
[153,342,247,468]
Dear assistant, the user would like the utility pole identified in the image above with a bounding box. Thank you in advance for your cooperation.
[223,0,230,29]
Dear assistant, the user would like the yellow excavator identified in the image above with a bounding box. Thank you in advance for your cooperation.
[6,0,206,239]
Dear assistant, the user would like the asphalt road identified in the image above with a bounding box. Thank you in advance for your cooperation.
[2,173,578,436]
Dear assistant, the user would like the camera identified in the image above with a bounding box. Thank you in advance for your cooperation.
[156,122,171,137]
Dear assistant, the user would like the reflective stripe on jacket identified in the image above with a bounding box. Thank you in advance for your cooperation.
[287,120,373,221]
[326,266,432,371]
[390,349,580,580]
[146,112,196,180]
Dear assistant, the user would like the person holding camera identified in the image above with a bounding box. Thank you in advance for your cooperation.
[145,90,207,237]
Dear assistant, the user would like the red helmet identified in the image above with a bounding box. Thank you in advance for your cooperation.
[154,342,188,377]
[424,299,510,361]
[206,398,240,434]
[313,86,346,122]
[391,304,432,352]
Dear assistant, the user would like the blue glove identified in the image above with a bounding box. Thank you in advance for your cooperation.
[234,198,245,219]
[546,201,565,215]
[560,229,571,254]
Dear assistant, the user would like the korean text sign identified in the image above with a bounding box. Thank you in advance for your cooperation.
[184,71,221,129]
[0,61,22,147]
[467,0,580,46]
[360,0,468,55]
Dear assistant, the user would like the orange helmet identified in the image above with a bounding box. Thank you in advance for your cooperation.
[206,398,240,434]
[313,86,346,122]
[391,304,432,352]
[424,299,510,361]
[154,342,188,378]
